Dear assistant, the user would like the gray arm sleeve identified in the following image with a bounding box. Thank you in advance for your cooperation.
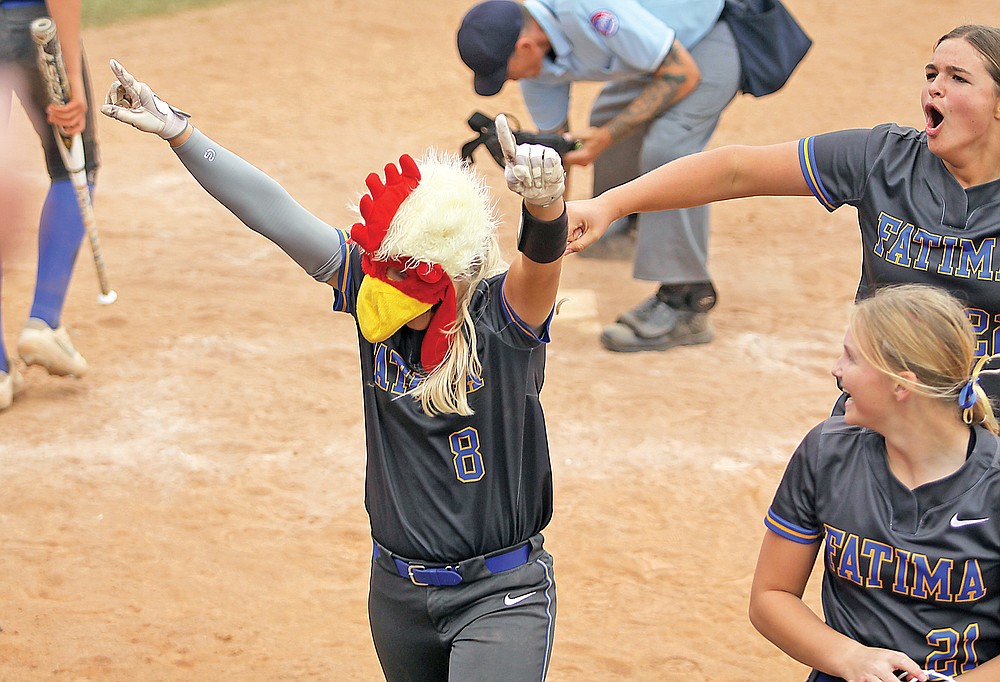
[172,128,344,283]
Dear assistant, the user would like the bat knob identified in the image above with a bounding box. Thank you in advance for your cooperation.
[30,17,56,45]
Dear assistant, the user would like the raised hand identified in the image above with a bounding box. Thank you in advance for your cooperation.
[100,59,190,140]
[496,113,565,207]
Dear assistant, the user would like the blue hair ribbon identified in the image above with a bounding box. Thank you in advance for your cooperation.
[959,377,980,410]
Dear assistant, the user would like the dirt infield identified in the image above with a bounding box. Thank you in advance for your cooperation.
[0,0,987,679]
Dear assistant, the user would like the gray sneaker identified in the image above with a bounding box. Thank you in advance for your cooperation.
[601,295,714,352]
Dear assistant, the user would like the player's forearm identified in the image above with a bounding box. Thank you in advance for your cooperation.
[954,658,1000,680]
[44,0,83,88]
[171,128,343,282]
[749,590,866,677]
[595,145,741,220]
[506,200,567,329]
[595,142,806,219]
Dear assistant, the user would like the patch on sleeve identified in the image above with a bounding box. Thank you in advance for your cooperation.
[589,10,619,37]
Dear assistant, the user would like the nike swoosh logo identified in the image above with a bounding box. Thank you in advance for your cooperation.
[950,513,990,528]
[503,591,536,607]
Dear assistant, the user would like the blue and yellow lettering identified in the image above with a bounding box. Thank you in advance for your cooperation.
[373,344,390,391]
[824,525,845,572]
[911,553,954,601]
[964,309,990,357]
[911,228,942,271]
[860,539,894,588]
[955,560,987,602]
[893,548,912,596]
[837,534,864,585]
[386,349,410,394]
[875,213,904,258]
[466,372,484,394]
[884,223,915,267]
[823,523,984,608]
[937,235,960,276]
[956,237,996,280]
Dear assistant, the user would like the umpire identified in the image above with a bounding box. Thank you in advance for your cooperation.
[457,0,739,353]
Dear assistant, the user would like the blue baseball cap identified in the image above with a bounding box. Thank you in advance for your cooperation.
[457,0,523,97]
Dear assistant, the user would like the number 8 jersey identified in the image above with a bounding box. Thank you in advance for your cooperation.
[334,245,554,564]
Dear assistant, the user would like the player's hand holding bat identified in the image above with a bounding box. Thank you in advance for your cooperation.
[496,113,565,210]
[46,94,86,136]
[100,59,190,140]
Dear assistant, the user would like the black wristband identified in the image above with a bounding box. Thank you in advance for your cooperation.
[517,203,568,264]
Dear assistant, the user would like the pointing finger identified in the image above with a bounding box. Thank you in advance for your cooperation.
[495,114,517,165]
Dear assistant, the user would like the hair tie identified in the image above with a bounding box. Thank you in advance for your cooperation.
[959,378,980,410]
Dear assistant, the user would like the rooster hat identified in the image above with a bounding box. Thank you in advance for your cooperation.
[349,150,498,370]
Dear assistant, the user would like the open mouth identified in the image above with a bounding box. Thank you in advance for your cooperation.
[836,377,850,399]
[925,103,944,132]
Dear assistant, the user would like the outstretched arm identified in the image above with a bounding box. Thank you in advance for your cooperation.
[101,60,344,285]
[749,531,927,682]
[565,141,810,254]
[495,115,567,332]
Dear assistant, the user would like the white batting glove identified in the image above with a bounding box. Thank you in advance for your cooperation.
[100,59,190,140]
[496,114,565,207]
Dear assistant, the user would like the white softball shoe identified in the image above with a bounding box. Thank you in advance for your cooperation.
[17,318,88,378]
[0,363,25,411]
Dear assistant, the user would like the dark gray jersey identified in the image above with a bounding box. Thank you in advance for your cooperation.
[766,417,1000,679]
[800,124,1000,398]
[335,248,554,563]
[172,131,554,564]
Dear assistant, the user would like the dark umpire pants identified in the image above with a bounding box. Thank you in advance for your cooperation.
[368,534,556,682]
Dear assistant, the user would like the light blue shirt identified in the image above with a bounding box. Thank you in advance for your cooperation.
[519,0,725,131]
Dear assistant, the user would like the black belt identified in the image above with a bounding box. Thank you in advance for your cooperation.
[373,540,532,587]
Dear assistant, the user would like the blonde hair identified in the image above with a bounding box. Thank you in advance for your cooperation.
[409,240,507,416]
[384,150,507,416]
[849,284,998,433]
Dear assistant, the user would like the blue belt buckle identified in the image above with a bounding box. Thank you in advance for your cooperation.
[407,563,428,586]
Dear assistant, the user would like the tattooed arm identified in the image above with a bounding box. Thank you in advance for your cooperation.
[562,40,700,167]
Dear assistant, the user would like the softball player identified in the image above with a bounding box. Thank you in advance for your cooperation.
[750,284,1000,682]
[101,60,568,681]
[0,0,97,410]
[566,24,1000,400]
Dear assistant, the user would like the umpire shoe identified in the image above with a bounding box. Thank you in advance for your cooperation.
[0,363,25,411]
[17,318,88,378]
[601,295,714,352]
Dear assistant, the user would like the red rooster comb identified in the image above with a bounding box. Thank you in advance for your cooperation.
[350,154,421,254]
